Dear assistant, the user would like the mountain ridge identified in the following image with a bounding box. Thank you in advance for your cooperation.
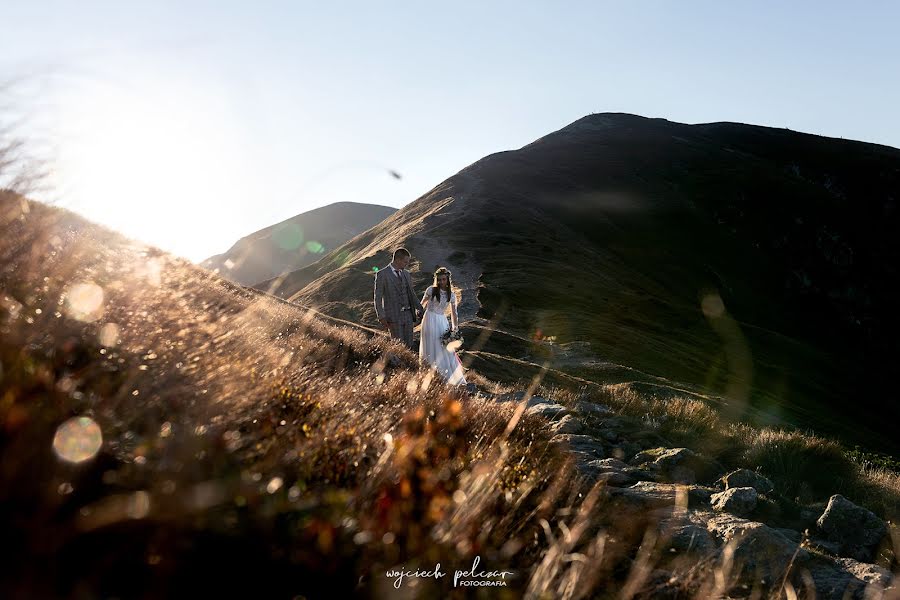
[259,112,900,453]
[202,200,397,286]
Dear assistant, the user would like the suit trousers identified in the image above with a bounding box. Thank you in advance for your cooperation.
[388,315,416,352]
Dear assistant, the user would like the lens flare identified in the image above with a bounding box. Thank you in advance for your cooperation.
[53,416,103,463]
[64,282,105,322]
[701,293,726,318]
[272,223,304,250]
[98,322,120,346]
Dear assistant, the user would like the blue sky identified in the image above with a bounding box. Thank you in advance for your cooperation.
[2,1,898,261]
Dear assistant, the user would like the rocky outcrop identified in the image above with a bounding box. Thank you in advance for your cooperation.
[483,390,896,598]
[815,494,889,562]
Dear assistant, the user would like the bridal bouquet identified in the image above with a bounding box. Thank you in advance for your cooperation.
[441,328,464,346]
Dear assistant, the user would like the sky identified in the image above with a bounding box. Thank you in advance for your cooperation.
[2,1,899,262]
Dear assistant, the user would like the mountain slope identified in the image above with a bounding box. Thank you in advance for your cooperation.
[260,113,900,452]
[3,191,896,598]
[201,201,396,285]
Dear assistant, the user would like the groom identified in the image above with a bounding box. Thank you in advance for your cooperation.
[373,247,424,351]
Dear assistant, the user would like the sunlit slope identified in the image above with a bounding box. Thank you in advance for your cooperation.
[261,113,900,451]
[202,201,396,286]
[0,191,436,595]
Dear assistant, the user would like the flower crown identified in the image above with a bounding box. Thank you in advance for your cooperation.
[433,267,452,278]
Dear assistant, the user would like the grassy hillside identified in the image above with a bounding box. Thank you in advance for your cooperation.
[2,192,898,598]
[261,114,900,455]
[202,201,396,286]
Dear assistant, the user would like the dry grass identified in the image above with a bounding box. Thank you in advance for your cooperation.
[2,192,897,598]
[548,382,900,521]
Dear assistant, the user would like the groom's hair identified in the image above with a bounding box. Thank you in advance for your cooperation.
[392,247,410,260]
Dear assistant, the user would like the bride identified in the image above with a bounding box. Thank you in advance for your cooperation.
[418,267,467,385]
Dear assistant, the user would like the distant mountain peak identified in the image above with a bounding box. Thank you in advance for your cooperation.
[201,201,397,286]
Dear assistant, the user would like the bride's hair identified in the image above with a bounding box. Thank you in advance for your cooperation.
[431,267,452,302]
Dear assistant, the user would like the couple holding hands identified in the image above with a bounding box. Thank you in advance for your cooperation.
[373,247,467,386]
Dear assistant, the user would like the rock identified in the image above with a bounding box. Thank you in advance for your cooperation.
[610,442,642,462]
[597,415,642,433]
[525,395,552,408]
[711,487,758,516]
[656,510,717,556]
[496,392,554,406]
[593,471,636,486]
[587,458,630,471]
[806,536,843,556]
[465,382,479,395]
[579,458,644,486]
[799,504,827,529]
[572,401,613,417]
[807,556,893,600]
[525,402,568,421]
[549,434,605,460]
[549,414,584,435]
[816,494,888,562]
[597,428,618,442]
[773,527,803,544]
[630,429,669,448]
[609,481,714,511]
[631,447,722,484]
[720,468,774,494]
[835,558,893,590]
[707,514,809,587]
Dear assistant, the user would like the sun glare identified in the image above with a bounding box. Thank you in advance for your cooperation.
[55,77,251,262]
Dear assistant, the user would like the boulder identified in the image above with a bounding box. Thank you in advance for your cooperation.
[579,458,645,486]
[656,510,717,556]
[630,429,670,449]
[526,402,568,421]
[609,481,714,511]
[720,468,774,494]
[806,556,893,600]
[597,428,619,442]
[549,434,605,460]
[834,558,893,590]
[630,447,722,484]
[816,494,888,562]
[572,401,614,417]
[711,486,758,516]
[586,458,630,471]
[593,471,636,486]
[707,514,809,587]
[773,527,803,544]
[549,414,584,435]
[525,395,553,408]
[597,415,643,434]
[610,442,643,462]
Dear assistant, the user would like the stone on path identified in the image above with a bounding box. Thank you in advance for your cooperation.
[816,494,888,562]
[720,468,774,494]
[711,486,758,516]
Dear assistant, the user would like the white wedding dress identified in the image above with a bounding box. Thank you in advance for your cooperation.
[418,286,467,385]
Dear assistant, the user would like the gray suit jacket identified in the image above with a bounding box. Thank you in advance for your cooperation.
[373,264,422,324]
